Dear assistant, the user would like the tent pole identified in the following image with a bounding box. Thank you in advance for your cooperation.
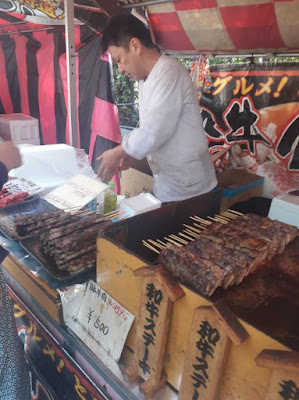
[65,0,78,148]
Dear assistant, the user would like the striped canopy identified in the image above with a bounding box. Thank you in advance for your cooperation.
[146,0,299,54]
[0,0,299,54]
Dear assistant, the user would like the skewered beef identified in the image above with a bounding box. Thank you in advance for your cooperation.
[13,209,111,275]
[159,213,298,296]
[40,217,111,274]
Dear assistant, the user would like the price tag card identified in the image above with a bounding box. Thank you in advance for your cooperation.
[43,174,107,211]
[4,177,41,195]
[76,280,135,362]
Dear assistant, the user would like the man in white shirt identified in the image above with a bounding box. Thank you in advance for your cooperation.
[97,14,217,202]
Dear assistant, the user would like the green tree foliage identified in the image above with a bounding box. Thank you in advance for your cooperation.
[112,65,139,128]
[113,56,299,128]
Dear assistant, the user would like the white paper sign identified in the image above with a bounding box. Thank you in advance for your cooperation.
[4,178,41,195]
[43,174,107,211]
[76,280,135,362]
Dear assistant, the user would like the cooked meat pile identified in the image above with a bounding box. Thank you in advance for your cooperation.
[40,213,110,274]
[14,210,80,237]
[14,211,110,274]
[159,214,298,296]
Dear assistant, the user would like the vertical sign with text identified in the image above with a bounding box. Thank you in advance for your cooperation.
[256,349,299,400]
[136,276,172,383]
[179,306,230,400]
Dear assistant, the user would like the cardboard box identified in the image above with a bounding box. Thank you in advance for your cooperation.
[217,169,264,212]
[120,167,154,198]
[0,113,40,145]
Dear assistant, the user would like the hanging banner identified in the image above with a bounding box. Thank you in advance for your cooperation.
[200,62,299,197]
[0,0,64,21]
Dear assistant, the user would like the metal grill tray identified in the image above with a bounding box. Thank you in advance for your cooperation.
[0,196,57,240]
[20,235,96,281]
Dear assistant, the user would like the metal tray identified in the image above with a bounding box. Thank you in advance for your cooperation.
[0,197,57,240]
[20,235,96,281]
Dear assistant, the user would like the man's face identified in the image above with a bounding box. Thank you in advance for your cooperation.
[108,40,146,81]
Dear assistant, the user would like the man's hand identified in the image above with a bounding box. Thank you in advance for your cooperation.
[97,145,126,182]
[0,142,22,172]
[119,154,134,171]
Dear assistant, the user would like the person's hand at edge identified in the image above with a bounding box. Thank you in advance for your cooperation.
[0,141,22,172]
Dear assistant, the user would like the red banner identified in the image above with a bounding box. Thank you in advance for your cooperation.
[200,62,299,197]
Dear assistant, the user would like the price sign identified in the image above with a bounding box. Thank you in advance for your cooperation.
[43,174,107,211]
[4,177,40,195]
[76,280,135,362]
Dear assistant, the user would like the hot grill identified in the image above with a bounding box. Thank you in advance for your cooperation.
[99,190,299,350]
[144,211,298,296]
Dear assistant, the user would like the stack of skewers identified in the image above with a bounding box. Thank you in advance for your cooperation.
[14,208,123,274]
[142,210,298,296]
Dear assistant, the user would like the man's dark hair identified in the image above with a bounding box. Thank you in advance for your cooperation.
[102,14,155,53]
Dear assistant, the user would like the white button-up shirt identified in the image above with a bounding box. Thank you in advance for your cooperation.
[122,55,217,202]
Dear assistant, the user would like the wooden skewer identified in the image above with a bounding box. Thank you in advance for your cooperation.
[208,215,228,224]
[212,216,228,224]
[190,217,207,227]
[142,240,160,254]
[185,229,200,238]
[190,216,202,222]
[193,222,206,229]
[192,216,212,225]
[157,239,167,247]
[170,234,188,245]
[148,239,165,249]
[104,209,121,218]
[215,214,230,221]
[105,209,126,219]
[179,232,194,241]
[183,224,202,234]
[207,216,222,223]
[227,208,244,216]
[222,211,238,220]
[164,237,182,247]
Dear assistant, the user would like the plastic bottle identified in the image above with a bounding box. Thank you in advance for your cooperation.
[104,181,117,214]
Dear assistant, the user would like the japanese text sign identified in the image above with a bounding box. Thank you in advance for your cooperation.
[256,349,299,400]
[76,280,135,362]
[136,276,172,382]
[4,177,40,195]
[269,371,299,400]
[125,265,185,397]
[179,306,230,400]
[43,174,107,211]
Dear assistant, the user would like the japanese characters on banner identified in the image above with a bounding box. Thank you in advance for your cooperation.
[200,62,299,197]
[0,0,65,21]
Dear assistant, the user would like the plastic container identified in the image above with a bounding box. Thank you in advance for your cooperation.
[104,181,117,214]
[0,113,40,145]
[120,193,162,218]
[268,190,299,228]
